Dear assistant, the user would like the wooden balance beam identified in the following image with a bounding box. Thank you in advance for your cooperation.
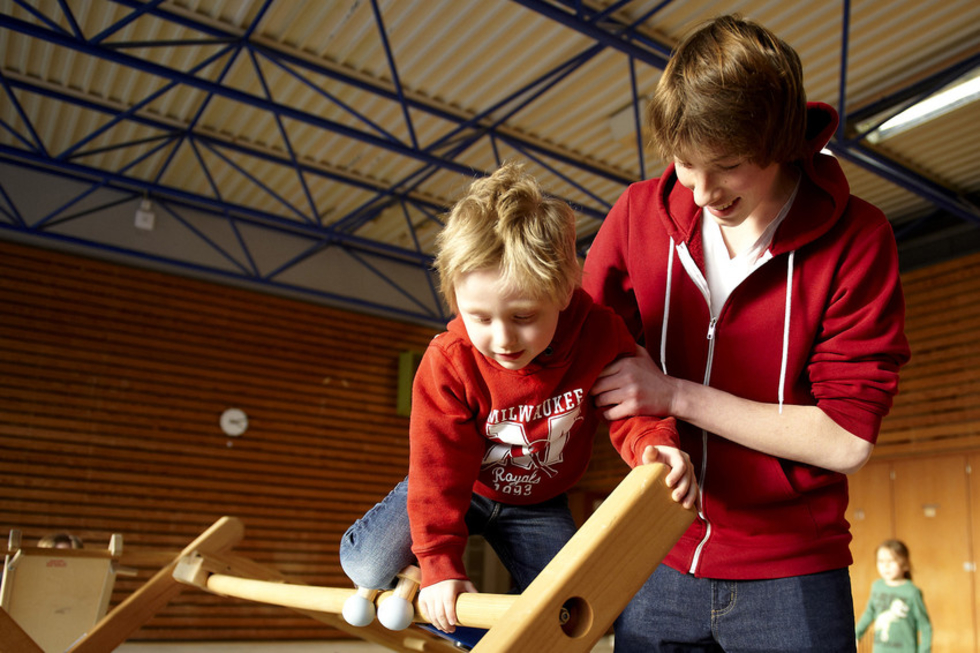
[174,462,694,653]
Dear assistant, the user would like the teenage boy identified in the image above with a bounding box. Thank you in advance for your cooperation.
[584,15,910,652]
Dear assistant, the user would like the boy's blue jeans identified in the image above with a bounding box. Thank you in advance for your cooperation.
[614,564,857,652]
[339,478,576,591]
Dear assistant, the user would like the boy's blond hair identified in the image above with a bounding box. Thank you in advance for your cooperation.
[647,14,808,166]
[435,163,580,314]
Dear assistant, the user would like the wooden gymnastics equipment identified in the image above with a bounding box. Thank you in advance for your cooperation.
[0,517,246,653]
[0,516,466,653]
[1,529,125,653]
[173,462,695,653]
[0,462,691,653]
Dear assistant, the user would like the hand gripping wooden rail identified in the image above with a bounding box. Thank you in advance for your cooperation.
[173,462,694,653]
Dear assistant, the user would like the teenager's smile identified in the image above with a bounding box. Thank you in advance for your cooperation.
[706,197,739,218]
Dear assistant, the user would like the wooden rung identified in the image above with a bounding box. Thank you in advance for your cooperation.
[181,565,517,630]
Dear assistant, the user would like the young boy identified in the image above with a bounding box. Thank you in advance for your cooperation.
[583,15,910,652]
[340,162,697,634]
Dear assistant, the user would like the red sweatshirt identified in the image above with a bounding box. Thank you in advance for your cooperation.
[407,288,679,587]
[583,103,910,580]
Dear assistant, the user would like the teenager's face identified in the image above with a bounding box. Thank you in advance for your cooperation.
[876,547,907,584]
[673,150,791,229]
[455,267,565,371]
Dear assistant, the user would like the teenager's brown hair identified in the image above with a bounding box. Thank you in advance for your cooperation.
[647,14,808,166]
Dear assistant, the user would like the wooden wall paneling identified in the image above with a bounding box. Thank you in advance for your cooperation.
[878,251,980,456]
[969,454,980,653]
[892,455,975,652]
[847,460,895,625]
[0,240,440,641]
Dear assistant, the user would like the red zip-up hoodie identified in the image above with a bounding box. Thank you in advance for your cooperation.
[583,103,910,579]
[407,288,679,588]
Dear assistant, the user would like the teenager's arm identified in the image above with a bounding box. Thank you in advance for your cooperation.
[593,346,873,475]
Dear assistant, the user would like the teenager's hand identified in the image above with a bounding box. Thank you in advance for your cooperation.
[418,579,478,633]
[642,445,698,510]
[592,345,678,421]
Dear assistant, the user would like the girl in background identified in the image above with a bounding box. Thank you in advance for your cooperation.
[856,539,932,652]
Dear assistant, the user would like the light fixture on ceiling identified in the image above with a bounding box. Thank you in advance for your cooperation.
[861,68,980,144]
[134,195,155,231]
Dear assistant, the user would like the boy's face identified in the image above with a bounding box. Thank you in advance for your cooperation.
[455,267,565,371]
[673,149,794,230]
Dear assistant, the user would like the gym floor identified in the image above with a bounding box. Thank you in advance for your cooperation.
[116,635,616,652]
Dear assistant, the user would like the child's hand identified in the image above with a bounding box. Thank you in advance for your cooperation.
[418,578,478,633]
[642,445,698,510]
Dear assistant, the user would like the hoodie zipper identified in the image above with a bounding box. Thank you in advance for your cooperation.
[675,243,716,575]
[687,316,717,573]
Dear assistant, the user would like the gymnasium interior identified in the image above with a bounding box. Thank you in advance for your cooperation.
[2,1,979,651]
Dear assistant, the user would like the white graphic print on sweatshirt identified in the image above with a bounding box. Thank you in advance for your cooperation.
[481,388,585,495]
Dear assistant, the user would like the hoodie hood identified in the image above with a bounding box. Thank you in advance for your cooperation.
[656,102,851,257]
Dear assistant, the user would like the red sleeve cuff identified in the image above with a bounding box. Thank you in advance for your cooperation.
[416,550,469,589]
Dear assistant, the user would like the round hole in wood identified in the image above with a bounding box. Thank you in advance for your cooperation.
[559,596,594,638]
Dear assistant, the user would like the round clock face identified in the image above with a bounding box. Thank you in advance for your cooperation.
[220,408,248,437]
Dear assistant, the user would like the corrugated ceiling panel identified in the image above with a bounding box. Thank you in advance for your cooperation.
[1,0,978,317]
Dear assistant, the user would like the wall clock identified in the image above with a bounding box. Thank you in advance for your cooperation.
[220,408,248,437]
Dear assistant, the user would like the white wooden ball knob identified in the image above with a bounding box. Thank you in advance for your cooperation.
[342,594,376,627]
[377,596,415,631]
[342,587,378,627]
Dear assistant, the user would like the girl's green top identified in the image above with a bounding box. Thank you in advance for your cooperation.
[855,578,932,653]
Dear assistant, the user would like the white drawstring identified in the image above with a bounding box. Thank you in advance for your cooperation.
[660,239,675,375]
[778,250,795,413]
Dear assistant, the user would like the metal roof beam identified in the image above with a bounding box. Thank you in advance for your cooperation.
[510,0,674,68]
[0,146,435,265]
[825,142,980,225]
[103,0,633,186]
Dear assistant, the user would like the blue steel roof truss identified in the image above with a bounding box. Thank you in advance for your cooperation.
[0,0,978,326]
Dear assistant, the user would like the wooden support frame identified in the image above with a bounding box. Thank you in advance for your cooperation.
[470,462,693,652]
[175,462,694,653]
[4,462,690,652]
[0,607,44,653]
[0,517,244,653]
[65,517,245,653]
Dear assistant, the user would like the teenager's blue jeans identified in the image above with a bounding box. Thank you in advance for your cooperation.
[614,564,857,653]
[339,477,576,591]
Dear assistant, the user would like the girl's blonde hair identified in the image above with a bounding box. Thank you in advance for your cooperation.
[435,163,580,313]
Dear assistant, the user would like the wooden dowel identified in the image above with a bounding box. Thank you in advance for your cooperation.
[206,574,353,614]
[203,572,516,630]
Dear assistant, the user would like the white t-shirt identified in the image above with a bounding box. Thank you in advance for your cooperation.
[702,179,800,317]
